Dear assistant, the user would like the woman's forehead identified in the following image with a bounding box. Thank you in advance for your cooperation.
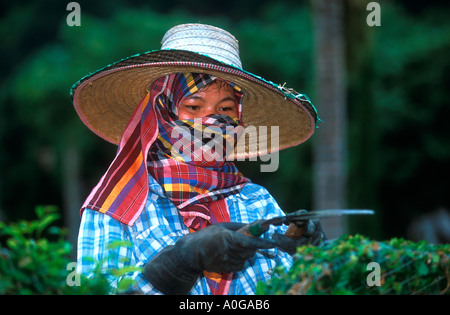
[196,80,236,95]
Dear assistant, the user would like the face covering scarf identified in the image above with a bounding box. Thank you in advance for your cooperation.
[81,72,249,295]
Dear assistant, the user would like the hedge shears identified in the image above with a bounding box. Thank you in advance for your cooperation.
[238,209,375,239]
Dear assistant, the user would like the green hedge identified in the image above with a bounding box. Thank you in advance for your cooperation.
[257,234,450,295]
[0,206,133,294]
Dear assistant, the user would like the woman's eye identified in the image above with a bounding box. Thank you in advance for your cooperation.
[185,105,199,110]
[219,107,232,111]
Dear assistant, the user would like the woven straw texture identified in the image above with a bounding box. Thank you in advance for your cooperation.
[71,25,317,158]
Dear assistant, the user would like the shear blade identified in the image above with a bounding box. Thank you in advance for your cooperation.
[268,209,374,226]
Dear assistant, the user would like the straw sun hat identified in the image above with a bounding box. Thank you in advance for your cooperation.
[70,23,318,158]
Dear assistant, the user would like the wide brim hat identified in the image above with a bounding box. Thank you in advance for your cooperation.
[70,23,318,159]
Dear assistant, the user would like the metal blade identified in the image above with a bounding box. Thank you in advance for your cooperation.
[265,209,374,226]
[289,209,374,220]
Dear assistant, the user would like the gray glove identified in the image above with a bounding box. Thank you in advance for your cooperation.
[143,222,275,295]
[272,220,326,255]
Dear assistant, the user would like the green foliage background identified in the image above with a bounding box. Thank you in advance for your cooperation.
[0,206,139,294]
[257,234,450,295]
[1,0,450,243]
[0,206,108,294]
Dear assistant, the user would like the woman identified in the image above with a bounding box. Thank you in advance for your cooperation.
[72,24,323,295]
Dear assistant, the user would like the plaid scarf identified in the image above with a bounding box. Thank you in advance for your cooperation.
[81,73,248,294]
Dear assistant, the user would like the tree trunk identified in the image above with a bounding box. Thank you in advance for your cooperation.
[312,0,348,238]
[63,144,82,259]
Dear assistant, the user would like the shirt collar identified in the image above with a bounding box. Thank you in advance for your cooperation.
[148,174,167,198]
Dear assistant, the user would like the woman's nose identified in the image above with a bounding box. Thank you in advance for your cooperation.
[203,107,218,116]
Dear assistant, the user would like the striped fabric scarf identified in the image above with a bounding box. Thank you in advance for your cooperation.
[81,73,248,294]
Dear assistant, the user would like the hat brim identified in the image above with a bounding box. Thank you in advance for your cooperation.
[71,49,317,159]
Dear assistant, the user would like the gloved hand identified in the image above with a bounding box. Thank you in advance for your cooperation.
[143,222,275,295]
[272,220,326,255]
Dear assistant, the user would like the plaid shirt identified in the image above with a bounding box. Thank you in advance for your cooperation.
[77,175,292,295]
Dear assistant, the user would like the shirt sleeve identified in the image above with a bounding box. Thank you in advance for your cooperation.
[76,208,162,294]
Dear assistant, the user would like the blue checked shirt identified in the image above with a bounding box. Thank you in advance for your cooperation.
[77,175,293,295]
